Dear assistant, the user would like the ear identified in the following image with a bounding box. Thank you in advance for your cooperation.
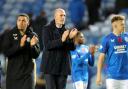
[114,24,117,28]
[27,21,30,26]
[112,22,116,28]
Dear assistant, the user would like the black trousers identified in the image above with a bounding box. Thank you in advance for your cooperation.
[44,74,67,89]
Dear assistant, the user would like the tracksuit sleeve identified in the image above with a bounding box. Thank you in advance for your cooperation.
[88,52,94,66]
[31,42,40,59]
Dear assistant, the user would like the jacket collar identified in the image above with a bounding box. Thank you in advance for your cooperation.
[50,20,65,31]
[12,26,33,36]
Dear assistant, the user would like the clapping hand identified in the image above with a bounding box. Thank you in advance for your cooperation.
[69,28,78,39]
[61,30,70,42]
[89,45,96,56]
[20,35,27,47]
[30,36,39,47]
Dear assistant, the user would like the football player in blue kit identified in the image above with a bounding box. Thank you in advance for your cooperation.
[70,31,95,89]
[96,15,128,89]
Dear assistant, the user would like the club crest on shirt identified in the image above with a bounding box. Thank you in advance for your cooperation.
[13,33,18,40]
[125,37,128,42]
[82,48,85,52]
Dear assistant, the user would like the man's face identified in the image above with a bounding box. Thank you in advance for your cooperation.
[17,16,29,31]
[113,20,125,33]
[77,33,86,44]
[54,10,66,25]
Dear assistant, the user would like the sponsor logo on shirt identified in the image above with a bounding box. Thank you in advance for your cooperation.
[13,34,18,40]
[114,45,127,54]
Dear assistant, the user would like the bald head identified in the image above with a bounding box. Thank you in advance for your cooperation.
[54,8,65,16]
[54,8,66,27]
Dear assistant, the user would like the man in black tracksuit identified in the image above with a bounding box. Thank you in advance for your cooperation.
[3,14,40,89]
[42,8,78,89]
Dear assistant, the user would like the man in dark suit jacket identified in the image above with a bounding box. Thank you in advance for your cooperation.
[42,8,78,89]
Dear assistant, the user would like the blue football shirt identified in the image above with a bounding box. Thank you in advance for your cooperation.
[71,45,94,82]
[100,32,128,79]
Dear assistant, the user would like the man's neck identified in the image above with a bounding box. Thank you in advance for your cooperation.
[19,29,26,35]
[74,41,79,46]
[55,23,63,28]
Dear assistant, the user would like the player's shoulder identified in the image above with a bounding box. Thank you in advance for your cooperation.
[5,27,17,37]
[102,33,114,40]
[80,44,88,49]
[123,32,128,36]
[106,33,114,38]
[80,44,88,48]
[122,32,128,42]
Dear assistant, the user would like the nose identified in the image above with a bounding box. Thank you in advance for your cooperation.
[62,15,65,19]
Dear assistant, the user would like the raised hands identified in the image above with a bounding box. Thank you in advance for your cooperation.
[61,30,70,42]
[30,36,39,47]
[69,28,78,39]
[89,45,97,56]
[20,35,27,47]
[61,28,78,42]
